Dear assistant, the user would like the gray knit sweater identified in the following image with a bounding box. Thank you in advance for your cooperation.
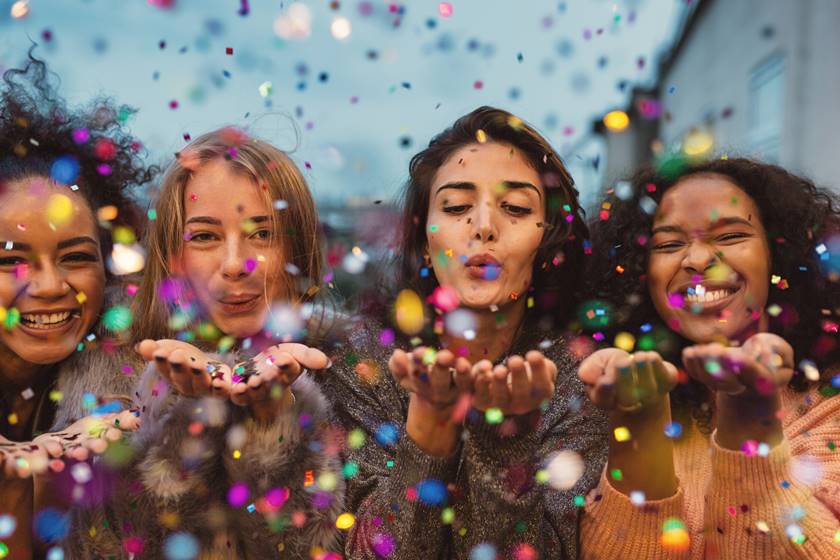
[315,319,609,559]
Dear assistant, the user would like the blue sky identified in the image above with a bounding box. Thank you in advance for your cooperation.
[0,0,687,204]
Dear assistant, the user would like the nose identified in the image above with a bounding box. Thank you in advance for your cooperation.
[220,237,251,280]
[472,201,498,243]
[27,261,70,300]
[681,239,718,274]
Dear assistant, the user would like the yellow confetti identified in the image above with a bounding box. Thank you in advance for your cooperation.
[475,129,487,143]
[614,332,635,352]
[7,413,18,425]
[75,292,87,304]
[614,426,631,442]
[336,512,355,530]
[232,449,241,460]
[0,307,6,324]
[603,110,629,132]
[395,289,424,335]
[46,193,74,226]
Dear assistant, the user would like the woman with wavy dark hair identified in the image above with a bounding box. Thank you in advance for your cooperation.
[0,52,152,557]
[315,106,607,559]
[579,157,840,558]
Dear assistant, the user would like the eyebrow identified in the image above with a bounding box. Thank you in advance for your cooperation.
[185,215,271,226]
[435,180,543,200]
[1,236,97,251]
[57,236,98,250]
[651,216,755,235]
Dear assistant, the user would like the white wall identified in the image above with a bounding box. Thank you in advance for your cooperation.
[659,0,840,190]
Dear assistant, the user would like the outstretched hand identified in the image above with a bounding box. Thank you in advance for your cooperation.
[0,410,139,478]
[578,348,678,413]
[389,347,473,414]
[471,351,558,416]
[136,338,232,398]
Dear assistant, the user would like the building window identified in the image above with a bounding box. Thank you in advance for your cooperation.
[748,52,785,163]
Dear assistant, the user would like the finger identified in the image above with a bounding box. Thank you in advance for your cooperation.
[430,350,455,399]
[508,355,530,404]
[527,351,555,402]
[229,382,250,407]
[578,348,629,386]
[137,339,160,361]
[649,353,678,394]
[613,355,639,410]
[167,349,194,395]
[266,343,330,371]
[152,347,173,378]
[189,359,213,396]
[490,364,511,409]
[472,360,493,410]
[632,352,659,405]
[389,349,411,381]
[453,357,473,393]
[272,352,302,386]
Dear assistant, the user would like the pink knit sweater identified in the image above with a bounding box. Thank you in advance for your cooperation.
[581,386,840,559]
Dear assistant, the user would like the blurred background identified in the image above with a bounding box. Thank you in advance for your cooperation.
[2,0,839,299]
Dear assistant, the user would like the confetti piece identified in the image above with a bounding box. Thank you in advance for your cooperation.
[613,426,631,442]
[395,289,424,335]
[544,450,584,490]
[485,407,504,424]
[336,513,356,530]
[613,332,635,352]
[661,517,690,551]
[603,110,629,132]
[438,2,453,17]
[46,193,74,225]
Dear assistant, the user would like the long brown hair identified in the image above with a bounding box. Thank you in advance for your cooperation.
[397,106,588,326]
[131,127,322,345]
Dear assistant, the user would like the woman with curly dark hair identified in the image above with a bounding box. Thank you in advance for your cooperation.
[312,106,607,559]
[0,52,153,557]
[578,157,840,558]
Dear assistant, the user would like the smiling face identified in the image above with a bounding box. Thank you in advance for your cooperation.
[175,158,287,339]
[426,142,545,309]
[647,174,771,343]
[0,176,105,370]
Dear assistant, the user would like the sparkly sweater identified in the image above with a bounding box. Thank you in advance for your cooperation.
[315,320,608,559]
[581,386,840,559]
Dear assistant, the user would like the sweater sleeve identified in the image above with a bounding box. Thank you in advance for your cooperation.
[580,469,689,559]
[456,357,608,559]
[222,374,344,558]
[318,326,461,560]
[704,390,840,559]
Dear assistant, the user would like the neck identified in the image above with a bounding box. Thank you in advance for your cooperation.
[440,298,527,363]
[0,344,49,393]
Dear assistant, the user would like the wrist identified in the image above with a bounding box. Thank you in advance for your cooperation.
[407,393,460,457]
[249,386,295,425]
[716,392,783,450]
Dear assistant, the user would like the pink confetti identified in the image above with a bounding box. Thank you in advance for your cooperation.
[438,2,453,17]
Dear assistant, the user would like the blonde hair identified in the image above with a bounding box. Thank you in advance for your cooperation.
[132,127,322,345]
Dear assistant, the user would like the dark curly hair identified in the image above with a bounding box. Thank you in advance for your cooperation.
[587,156,840,431]
[387,106,588,336]
[0,49,155,266]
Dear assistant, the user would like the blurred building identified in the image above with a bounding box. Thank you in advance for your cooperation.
[575,0,840,204]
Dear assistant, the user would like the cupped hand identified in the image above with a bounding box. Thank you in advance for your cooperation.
[389,347,473,414]
[226,343,330,423]
[681,333,793,398]
[472,351,558,416]
[1,410,139,478]
[578,348,678,413]
[136,339,232,398]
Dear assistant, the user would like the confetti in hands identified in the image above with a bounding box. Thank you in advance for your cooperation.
[0,410,139,478]
[137,339,329,422]
[388,347,473,413]
[471,351,558,416]
[681,333,794,397]
[578,348,678,413]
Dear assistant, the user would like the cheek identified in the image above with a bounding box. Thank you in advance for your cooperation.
[180,249,216,289]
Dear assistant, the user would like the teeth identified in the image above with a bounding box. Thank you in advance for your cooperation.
[684,289,733,304]
[21,311,73,328]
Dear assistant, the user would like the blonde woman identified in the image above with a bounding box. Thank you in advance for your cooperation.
[65,127,343,559]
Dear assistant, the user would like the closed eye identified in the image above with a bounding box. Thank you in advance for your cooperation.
[716,232,750,243]
[501,202,532,216]
[62,252,99,263]
[0,256,26,266]
[187,232,218,243]
[652,241,685,252]
[443,205,471,215]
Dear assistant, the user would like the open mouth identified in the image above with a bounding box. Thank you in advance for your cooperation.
[672,282,741,313]
[683,286,737,304]
[19,310,80,330]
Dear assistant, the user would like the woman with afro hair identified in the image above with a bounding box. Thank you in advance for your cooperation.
[578,156,840,558]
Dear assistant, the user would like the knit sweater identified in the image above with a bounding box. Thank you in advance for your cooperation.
[315,319,608,559]
[581,385,840,559]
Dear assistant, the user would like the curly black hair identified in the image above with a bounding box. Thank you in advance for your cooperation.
[587,156,840,431]
[0,49,155,266]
